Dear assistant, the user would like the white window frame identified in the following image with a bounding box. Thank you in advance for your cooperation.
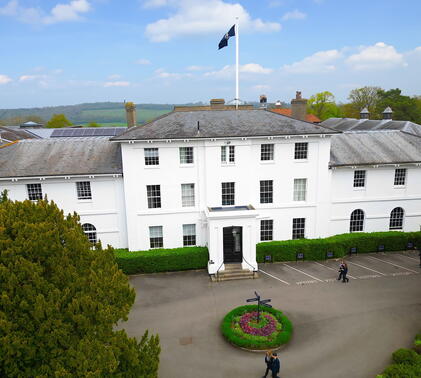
[260,219,273,241]
[82,223,97,244]
[294,142,308,160]
[144,148,159,166]
[147,185,161,208]
[293,178,307,201]
[27,183,43,201]
[349,209,364,232]
[292,218,305,239]
[221,145,235,164]
[260,180,273,204]
[394,168,406,186]
[261,144,274,161]
[353,170,366,188]
[149,226,163,248]
[389,207,404,230]
[181,183,195,207]
[221,182,235,206]
[179,147,194,164]
[76,181,92,200]
[183,224,196,246]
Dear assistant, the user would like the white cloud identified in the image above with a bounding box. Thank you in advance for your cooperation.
[0,74,12,84]
[186,65,212,71]
[282,9,306,21]
[0,0,91,25]
[282,49,341,74]
[143,0,170,8]
[104,81,130,87]
[107,74,121,80]
[0,0,18,15]
[155,68,192,79]
[145,0,281,42]
[346,42,406,71]
[19,75,42,81]
[136,58,151,65]
[43,0,91,24]
[204,63,273,78]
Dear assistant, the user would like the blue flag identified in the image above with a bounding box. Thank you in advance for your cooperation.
[218,25,235,50]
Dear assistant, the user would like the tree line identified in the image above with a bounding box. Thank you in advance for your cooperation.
[307,87,421,122]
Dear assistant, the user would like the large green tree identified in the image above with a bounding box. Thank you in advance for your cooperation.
[46,114,73,128]
[307,91,342,121]
[0,196,160,377]
[375,88,421,123]
[347,86,381,118]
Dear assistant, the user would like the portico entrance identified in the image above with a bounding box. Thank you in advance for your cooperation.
[223,226,242,263]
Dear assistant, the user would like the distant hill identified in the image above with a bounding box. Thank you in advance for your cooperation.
[0,102,198,126]
[0,101,286,126]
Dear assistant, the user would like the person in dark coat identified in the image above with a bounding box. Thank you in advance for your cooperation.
[337,260,345,281]
[342,262,349,283]
[262,350,273,378]
[271,353,280,378]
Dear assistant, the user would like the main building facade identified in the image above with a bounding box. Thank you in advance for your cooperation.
[1,104,420,275]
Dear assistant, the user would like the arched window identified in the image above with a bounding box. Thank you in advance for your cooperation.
[389,207,404,230]
[350,209,364,232]
[82,223,97,244]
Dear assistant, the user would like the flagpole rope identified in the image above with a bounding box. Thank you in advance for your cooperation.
[235,17,239,110]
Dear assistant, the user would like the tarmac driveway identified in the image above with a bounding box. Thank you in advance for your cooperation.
[120,251,421,378]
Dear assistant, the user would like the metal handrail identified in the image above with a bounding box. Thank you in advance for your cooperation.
[242,256,258,278]
[215,261,224,280]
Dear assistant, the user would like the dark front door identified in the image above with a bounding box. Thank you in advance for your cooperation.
[223,226,242,263]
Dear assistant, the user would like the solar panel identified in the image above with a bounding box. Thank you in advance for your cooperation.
[50,127,127,138]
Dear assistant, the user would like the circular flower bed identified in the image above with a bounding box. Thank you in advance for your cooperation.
[221,305,293,350]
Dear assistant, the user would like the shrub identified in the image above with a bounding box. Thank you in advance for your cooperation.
[257,231,421,263]
[114,247,209,274]
[381,362,421,377]
[392,348,420,364]
[221,305,293,350]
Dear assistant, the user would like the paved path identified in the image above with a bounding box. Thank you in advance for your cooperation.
[120,251,421,378]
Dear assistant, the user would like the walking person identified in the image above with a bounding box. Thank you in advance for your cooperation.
[262,350,273,378]
[271,353,280,378]
[337,260,345,281]
[342,262,350,283]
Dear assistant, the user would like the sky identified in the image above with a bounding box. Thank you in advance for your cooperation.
[0,0,421,108]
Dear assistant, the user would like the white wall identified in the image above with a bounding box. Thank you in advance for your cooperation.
[330,166,421,234]
[121,135,333,252]
[0,176,128,248]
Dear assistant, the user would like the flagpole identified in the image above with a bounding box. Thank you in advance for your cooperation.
[235,17,239,110]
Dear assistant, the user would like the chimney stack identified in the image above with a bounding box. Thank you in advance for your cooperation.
[291,91,307,121]
[125,102,137,128]
[382,106,393,120]
[210,98,225,110]
[259,95,267,108]
[360,107,370,120]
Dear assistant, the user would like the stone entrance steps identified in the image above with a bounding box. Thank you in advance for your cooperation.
[211,263,259,282]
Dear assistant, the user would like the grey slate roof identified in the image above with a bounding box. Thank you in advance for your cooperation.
[0,137,122,178]
[0,126,39,142]
[111,109,339,141]
[330,131,421,166]
[321,118,421,137]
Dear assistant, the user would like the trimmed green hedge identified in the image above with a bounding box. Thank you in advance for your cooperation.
[221,305,293,350]
[377,333,421,378]
[114,247,208,275]
[257,231,421,263]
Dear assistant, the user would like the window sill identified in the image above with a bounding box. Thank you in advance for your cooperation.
[78,199,93,203]
[144,165,160,169]
[393,185,406,189]
[221,163,235,167]
[294,159,308,163]
[353,187,366,191]
[260,160,275,164]
[179,164,195,168]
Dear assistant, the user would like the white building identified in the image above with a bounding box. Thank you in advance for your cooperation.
[1,104,420,277]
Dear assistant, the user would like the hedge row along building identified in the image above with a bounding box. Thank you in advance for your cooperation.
[1,98,420,277]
